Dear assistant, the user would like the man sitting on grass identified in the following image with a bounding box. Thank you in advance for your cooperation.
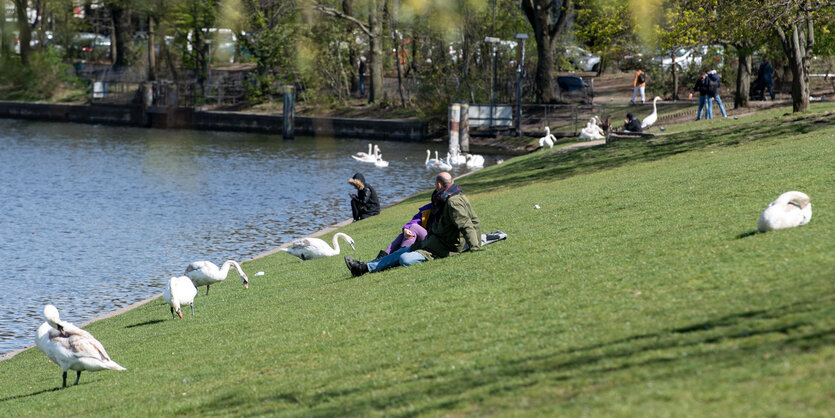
[345,172,481,276]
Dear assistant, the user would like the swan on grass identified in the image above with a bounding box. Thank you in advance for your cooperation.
[185,260,249,296]
[425,150,452,170]
[758,191,812,232]
[641,96,662,129]
[578,118,605,140]
[539,126,557,148]
[163,276,198,319]
[282,232,355,260]
[36,304,126,388]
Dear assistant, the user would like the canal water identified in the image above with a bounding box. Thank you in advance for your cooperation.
[0,119,504,355]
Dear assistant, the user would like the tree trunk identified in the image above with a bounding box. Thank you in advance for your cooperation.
[14,0,31,64]
[521,0,570,104]
[734,48,751,108]
[776,16,813,112]
[109,3,132,68]
[367,0,384,104]
[342,0,357,94]
[671,49,679,101]
[148,17,156,81]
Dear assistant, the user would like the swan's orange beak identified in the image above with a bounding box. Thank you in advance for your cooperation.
[177,309,183,319]
[350,242,356,250]
[243,281,249,289]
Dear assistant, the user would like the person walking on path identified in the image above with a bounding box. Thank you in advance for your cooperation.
[631,68,647,105]
[688,71,712,120]
[708,70,727,117]
[358,56,368,97]
[758,60,775,101]
[345,172,481,277]
[348,172,380,222]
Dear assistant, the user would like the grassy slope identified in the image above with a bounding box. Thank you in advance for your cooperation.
[1,104,834,416]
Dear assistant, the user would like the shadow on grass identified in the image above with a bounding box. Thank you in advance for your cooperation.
[184,293,834,416]
[460,113,833,195]
[737,229,759,239]
[125,319,165,328]
[0,387,60,403]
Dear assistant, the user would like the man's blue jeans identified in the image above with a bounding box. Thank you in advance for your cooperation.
[697,95,713,120]
[713,94,727,117]
[367,246,427,272]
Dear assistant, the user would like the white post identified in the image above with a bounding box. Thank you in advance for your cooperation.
[448,103,460,156]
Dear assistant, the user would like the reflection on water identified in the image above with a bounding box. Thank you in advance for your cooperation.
[0,119,506,355]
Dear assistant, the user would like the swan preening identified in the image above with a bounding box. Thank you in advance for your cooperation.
[35,304,126,388]
[425,149,452,171]
[282,232,355,260]
[578,117,605,140]
[758,191,812,232]
[185,260,249,295]
[466,153,484,169]
[641,96,662,129]
[163,276,198,319]
[539,126,556,148]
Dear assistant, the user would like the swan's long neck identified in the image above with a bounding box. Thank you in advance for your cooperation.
[367,143,373,155]
[653,97,659,112]
[779,191,811,208]
[221,260,243,277]
[425,150,430,164]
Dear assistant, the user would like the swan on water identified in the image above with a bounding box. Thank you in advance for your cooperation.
[374,152,389,167]
[539,126,557,148]
[36,304,126,388]
[448,148,467,165]
[425,150,452,170]
[354,143,373,160]
[352,144,379,163]
[641,96,662,129]
[163,276,198,319]
[466,153,484,169]
[758,191,812,232]
[282,232,355,260]
[185,260,249,296]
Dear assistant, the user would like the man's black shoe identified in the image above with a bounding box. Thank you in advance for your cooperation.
[376,250,388,259]
[344,256,369,277]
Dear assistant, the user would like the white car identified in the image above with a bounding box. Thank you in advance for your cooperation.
[654,46,724,71]
[564,46,601,72]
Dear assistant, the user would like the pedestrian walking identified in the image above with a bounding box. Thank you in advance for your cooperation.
[631,68,647,105]
[358,56,368,97]
[708,70,727,117]
[688,71,712,120]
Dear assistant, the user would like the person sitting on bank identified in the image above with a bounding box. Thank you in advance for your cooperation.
[349,173,380,222]
[623,113,642,133]
[376,196,440,259]
[345,172,481,276]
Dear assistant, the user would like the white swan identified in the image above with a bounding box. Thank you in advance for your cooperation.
[758,191,812,232]
[641,96,662,129]
[163,276,198,319]
[448,149,467,165]
[374,153,389,167]
[539,126,557,148]
[36,304,126,388]
[185,260,249,295]
[282,232,355,260]
[579,118,605,140]
[425,150,452,170]
[466,153,484,169]
[352,144,379,163]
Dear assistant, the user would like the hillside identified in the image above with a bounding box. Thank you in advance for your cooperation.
[1,103,833,416]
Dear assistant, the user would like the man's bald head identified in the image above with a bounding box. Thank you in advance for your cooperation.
[435,172,453,189]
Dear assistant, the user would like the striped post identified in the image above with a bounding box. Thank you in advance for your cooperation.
[283,85,295,140]
[458,103,469,153]
[448,103,460,157]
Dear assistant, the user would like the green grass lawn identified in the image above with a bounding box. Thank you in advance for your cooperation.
[2,103,834,416]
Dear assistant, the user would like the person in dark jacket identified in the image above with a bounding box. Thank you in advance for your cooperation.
[708,70,727,117]
[623,113,642,132]
[348,173,380,222]
[688,71,712,120]
[758,61,774,100]
[345,172,481,277]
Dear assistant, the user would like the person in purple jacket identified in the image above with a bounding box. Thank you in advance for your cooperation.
[375,193,440,259]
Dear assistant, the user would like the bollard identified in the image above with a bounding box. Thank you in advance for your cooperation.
[448,103,460,157]
[458,103,469,153]
[283,85,295,140]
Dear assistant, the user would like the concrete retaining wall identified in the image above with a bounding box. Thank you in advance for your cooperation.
[0,101,429,141]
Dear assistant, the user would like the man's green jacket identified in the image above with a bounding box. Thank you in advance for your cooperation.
[411,193,481,260]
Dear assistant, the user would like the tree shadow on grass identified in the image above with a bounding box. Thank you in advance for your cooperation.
[460,115,833,196]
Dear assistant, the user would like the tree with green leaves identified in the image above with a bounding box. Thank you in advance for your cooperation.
[574,0,634,76]
[652,1,707,101]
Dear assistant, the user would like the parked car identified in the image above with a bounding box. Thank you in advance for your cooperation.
[652,45,724,71]
[563,46,600,72]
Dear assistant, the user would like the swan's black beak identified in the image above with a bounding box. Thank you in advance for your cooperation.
[242,277,249,289]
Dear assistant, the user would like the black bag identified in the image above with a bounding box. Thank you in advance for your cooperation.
[637,73,646,84]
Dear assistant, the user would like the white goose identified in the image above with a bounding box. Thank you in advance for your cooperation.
[282,232,355,260]
[539,126,557,148]
[466,153,484,169]
[641,96,662,129]
[163,276,198,319]
[36,304,126,388]
[579,118,605,140]
[352,144,379,163]
[758,191,812,232]
[425,150,452,170]
[185,260,249,295]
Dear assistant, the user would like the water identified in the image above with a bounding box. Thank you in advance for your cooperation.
[0,119,503,355]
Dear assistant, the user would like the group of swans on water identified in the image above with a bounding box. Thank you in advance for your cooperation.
[352,143,389,167]
[424,149,484,170]
[542,96,663,148]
